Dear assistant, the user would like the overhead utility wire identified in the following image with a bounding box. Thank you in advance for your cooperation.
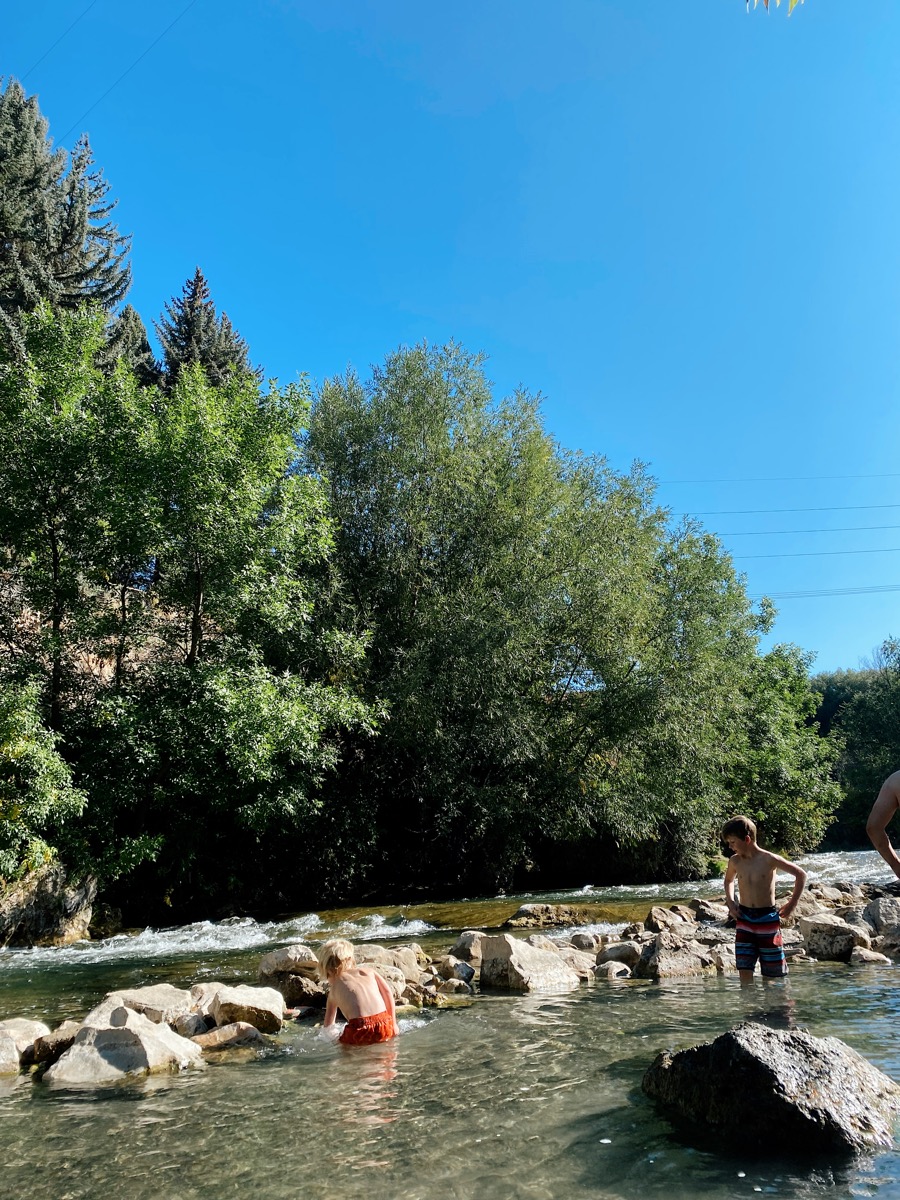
[676,503,900,517]
[749,584,900,600]
[661,471,900,484]
[21,0,101,81]
[735,547,900,561]
[60,0,201,143]
[723,523,900,536]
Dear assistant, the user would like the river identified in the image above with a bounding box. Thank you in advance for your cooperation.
[0,849,897,1200]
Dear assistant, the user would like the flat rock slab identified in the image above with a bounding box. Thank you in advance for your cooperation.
[113,984,193,1024]
[503,904,591,929]
[643,1022,900,1153]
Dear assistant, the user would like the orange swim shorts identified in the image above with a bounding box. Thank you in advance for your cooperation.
[339,1010,399,1046]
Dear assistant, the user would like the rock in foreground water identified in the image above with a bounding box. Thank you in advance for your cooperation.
[642,1022,900,1153]
[45,1005,204,1084]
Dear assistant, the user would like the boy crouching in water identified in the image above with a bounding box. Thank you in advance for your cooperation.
[317,938,399,1046]
[722,815,808,985]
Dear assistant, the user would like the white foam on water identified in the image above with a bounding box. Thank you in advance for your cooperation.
[332,914,436,942]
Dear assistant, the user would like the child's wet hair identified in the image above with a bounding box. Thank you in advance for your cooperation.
[317,938,356,979]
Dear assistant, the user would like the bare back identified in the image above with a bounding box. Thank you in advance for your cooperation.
[327,966,391,1021]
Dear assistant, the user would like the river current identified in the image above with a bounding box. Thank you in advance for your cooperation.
[0,849,898,1200]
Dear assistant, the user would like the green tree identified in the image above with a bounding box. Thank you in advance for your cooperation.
[103,304,161,387]
[0,79,130,342]
[155,268,252,389]
[0,680,83,881]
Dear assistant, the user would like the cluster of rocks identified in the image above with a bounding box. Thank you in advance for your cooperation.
[0,981,286,1085]
[471,881,900,990]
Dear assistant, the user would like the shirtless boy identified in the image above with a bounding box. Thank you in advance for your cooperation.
[866,770,900,880]
[317,938,399,1046]
[722,815,808,985]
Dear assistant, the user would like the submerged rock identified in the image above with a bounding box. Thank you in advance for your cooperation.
[479,934,581,992]
[503,904,591,929]
[642,1022,900,1153]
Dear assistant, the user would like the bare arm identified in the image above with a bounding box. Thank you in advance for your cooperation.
[374,971,397,1025]
[323,987,339,1028]
[723,857,740,919]
[773,857,807,918]
[867,783,900,880]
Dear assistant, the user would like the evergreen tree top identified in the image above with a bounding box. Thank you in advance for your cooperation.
[155,267,255,389]
[0,78,131,325]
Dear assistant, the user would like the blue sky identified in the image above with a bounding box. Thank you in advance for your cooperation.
[7,1,900,673]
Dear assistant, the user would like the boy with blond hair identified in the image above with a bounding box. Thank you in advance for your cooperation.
[317,938,399,1046]
[722,815,807,985]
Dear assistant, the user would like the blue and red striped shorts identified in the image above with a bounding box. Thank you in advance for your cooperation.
[735,904,787,978]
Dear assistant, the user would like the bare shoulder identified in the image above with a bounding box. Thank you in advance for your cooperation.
[762,848,804,874]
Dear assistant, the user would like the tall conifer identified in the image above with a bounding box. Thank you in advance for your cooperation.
[0,79,131,330]
[155,268,253,389]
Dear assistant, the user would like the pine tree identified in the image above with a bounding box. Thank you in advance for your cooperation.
[155,267,254,389]
[103,304,161,387]
[0,79,131,327]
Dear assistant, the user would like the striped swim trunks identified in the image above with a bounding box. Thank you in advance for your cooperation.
[735,904,787,978]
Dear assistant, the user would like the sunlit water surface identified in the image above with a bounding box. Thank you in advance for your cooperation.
[0,849,898,1200]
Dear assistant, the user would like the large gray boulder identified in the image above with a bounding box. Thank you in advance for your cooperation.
[209,985,284,1033]
[799,913,870,962]
[643,1023,900,1153]
[633,932,717,980]
[479,934,581,992]
[0,864,96,947]
[190,981,228,1018]
[864,896,900,936]
[45,1004,204,1084]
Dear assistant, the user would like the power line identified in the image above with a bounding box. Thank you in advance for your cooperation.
[676,503,900,517]
[662,471,900,485]
[735,547,900,561]
[21,0,101,82]
[750,584,900,600]
[60,0,200,143]
[722,523,900,537]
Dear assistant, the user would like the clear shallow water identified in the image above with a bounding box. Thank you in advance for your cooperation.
[0,850,898,1200]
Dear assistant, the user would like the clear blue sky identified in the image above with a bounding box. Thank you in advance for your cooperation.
[7,1,900,674]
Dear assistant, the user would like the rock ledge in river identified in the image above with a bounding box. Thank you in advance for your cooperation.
[642,1022,900,1153]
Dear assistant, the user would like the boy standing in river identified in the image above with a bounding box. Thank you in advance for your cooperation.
[722,815,808,985]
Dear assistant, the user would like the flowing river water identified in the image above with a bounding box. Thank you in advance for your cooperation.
[1,850,899,1200]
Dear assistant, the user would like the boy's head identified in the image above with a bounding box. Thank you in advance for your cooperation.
[722,814,757,852]
[317,938,356,980]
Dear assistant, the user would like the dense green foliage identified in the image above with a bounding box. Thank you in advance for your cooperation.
[306,343,839,891]
[0,80,848,919]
